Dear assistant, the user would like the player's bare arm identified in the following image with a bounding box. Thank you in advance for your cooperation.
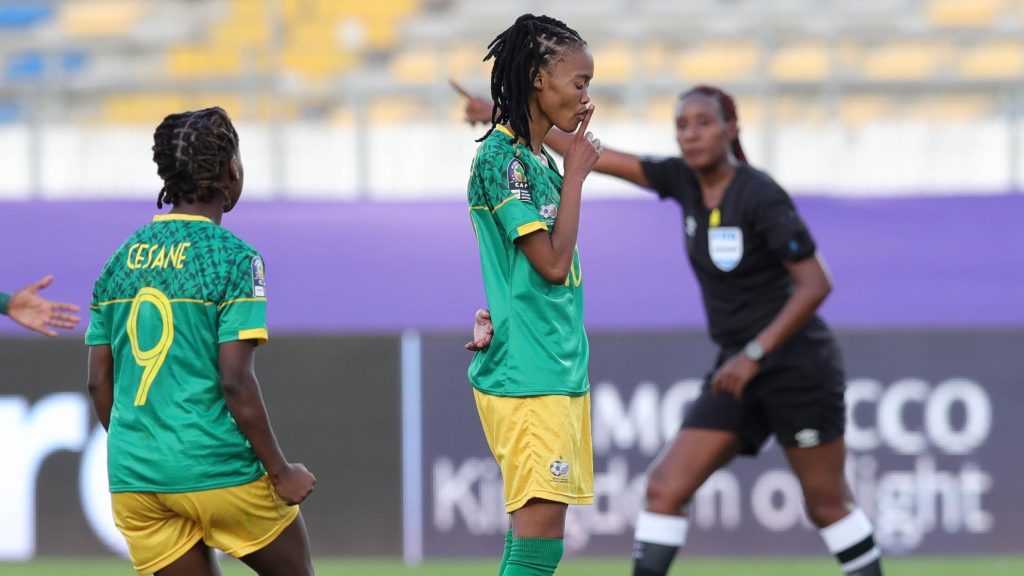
[219,340,316,505]
[86,345,115,430]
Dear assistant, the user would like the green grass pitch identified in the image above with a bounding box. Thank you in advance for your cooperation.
[2,556,1022,575]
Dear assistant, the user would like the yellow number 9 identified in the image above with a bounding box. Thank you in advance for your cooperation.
[126,287,174,406]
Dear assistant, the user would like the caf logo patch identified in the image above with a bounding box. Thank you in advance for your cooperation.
[251,256,266,297]
[506,158,532,202]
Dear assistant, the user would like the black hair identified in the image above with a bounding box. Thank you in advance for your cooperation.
[479,14,586,144]
[152,106,239,209]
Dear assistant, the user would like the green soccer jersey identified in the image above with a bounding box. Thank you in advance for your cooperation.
[467,125,589,397]
[85,214,268,493]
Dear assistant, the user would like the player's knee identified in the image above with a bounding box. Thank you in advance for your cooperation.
[645,468,693,513]
[804,498,849,528]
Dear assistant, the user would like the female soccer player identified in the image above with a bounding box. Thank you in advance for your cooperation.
[0,276,81,336]
[85,107,315,576]
[466,14,602,576]
[460,86,884,576]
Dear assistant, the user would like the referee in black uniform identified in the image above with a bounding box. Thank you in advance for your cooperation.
[455,82,886,576]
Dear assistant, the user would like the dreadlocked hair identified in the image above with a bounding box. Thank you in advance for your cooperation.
[152,107,240,209]
[680,85,747,163]
[478,13,586,144]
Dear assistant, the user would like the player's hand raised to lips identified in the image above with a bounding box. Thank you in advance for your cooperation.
[563,105,602,184]
[271,463,316,505]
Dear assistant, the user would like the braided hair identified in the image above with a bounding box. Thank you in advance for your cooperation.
[479,14,586,144]
[152,107,240,209]
[679,85,747,163]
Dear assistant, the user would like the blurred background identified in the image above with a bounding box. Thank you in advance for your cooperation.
[0,0,1022,573]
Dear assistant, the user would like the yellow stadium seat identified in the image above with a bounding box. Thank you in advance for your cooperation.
[839,95,891,125]
[369,96,426,124]
[168,45,242,79]
[927,0,1007,27]
[959,41,1024,79]
[771,43,829,82]
[903,95,994,121]
[593,43,632,83]
[283,46,358,79]
[61,0,145,38]
[862,42,948,81]
[391,48,439,84]
[674,42,759,83]
[103,94,190,124]
[447,43,491,81]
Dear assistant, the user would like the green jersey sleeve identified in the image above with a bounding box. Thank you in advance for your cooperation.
[218,252,268,345]
[484,155,549,242]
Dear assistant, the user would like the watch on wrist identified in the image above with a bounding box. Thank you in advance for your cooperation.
[743,340,765,363]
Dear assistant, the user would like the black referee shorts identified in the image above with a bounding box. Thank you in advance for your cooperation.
[682,331,846,456]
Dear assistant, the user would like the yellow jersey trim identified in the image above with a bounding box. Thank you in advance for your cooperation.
[93,298,216,308]
[516,221,548,237]
[494,124,515,139]
[469,205,489,211]
[153,214,213,223]
[492,195,519,213]
[237,328,269,344]
[219,297,267,310]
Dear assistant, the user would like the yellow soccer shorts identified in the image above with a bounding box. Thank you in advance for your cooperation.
[474,389,594,513]
[111,474,299,575]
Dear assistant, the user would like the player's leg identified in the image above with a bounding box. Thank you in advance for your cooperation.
[499,517,513,575]
[111,491,207,576]
[237,511,314,576]
[475,391,591,576]
[184,476,313,576]
[769,336,883,576]
[156,540,221,576]
[632,428,740,576]
[504,498,568,575]
[785,439,883,576]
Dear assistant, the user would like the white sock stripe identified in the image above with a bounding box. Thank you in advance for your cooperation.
[819,508,874,554]
[841,546,882,573]
[634,511,689,547]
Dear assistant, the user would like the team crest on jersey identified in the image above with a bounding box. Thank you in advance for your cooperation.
[251,256,266,297]
[539,203,558,219]
[507,158,532,202]
[550,459,570,478]
[708,227,743,272]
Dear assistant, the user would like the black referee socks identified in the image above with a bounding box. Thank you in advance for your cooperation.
[631,511,688,576]
[819,508,884,576]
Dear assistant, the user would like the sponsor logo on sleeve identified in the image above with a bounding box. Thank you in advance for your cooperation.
[251,256,266,297]
[507,158,532,202]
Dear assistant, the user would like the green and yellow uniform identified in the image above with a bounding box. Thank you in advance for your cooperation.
[85,214,295,574]
[467,125,593,513]
[468,125,589,397]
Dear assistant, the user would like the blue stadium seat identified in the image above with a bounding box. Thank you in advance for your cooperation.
[0,3,54,28]
[5,51,87,81]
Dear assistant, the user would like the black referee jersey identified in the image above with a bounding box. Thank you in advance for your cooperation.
[639,157,830,349]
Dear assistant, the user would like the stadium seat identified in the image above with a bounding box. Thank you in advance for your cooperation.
[771,43,829,82]
[861,42,948,81]
[959,41,1024,80]
[0,2,54,28]
[60,0,145,38]
[674,42,759,83]
[926,0,1008,28]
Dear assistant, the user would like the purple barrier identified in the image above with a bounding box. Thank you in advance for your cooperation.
[0,194,1020,335]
